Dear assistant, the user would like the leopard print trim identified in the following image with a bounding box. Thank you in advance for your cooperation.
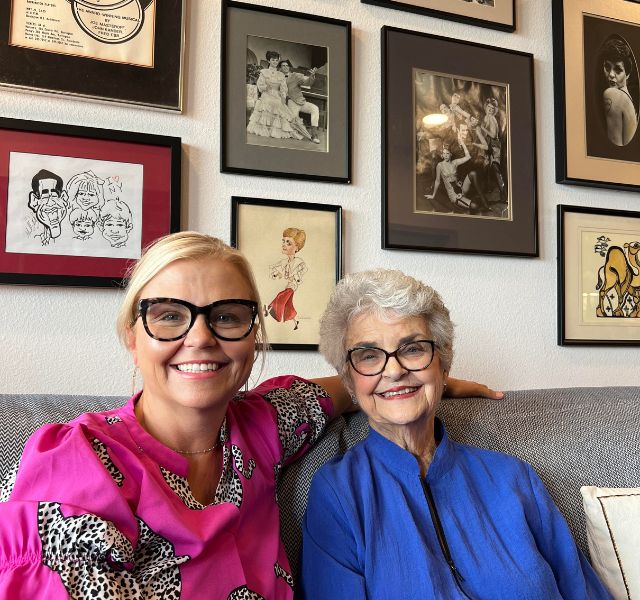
[263,380,330,462]
[0,461,19,502]
[91,438,124,488]
[38,502,190,598]
[105,415,122,425]
[227,586,266,600]
[274,562,294,589]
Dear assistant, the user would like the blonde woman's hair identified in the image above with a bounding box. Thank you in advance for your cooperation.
[117,231,268,370]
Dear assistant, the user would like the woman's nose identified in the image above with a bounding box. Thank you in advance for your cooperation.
[184,314,218,347]
[382,355,407,379]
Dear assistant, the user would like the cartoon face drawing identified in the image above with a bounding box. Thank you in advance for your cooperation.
[98,199,133,248]
[28,170,69,244]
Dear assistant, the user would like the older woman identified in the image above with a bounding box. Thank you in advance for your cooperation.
[0,233,496,599]
[300,269,612,599]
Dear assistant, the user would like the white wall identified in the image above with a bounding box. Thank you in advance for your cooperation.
[1,0,638,396]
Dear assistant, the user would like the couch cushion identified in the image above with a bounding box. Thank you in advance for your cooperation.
[581,485,640,600]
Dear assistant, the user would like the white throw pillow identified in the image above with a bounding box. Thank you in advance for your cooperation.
[581,486,640,600]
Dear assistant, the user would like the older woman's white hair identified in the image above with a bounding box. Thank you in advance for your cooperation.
[319,269,454,387]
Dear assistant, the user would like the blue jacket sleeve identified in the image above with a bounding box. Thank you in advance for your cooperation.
[526,465,613,599]
[298,469,366,599]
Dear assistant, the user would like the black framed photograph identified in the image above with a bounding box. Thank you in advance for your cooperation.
[231,197,342,350]
[558,204,640,345]
[361,0,515,32]
[382,26,537,256]
[0,0,185,111]
[0,117,181,287]
[221,0,352,183]
[553,1,640,191]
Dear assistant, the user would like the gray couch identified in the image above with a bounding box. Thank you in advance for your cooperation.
[2,387,639,577]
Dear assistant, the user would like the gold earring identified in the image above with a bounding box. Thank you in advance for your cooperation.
[131,365,139,396]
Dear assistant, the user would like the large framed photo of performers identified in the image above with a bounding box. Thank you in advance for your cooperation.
[558,204,640,345]
[230,196,342,351]
[553,1,640,191]
[0,0,185,111]
[361,0,515,33]
[382,27,537,256]
[221,0,352,183]
[0,117,181,287]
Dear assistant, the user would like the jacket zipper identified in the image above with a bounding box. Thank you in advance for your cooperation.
[420,478,476,600]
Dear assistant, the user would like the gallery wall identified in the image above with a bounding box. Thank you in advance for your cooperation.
[1,0,638,396]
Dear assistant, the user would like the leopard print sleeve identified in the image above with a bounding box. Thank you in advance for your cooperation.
[261,378,332,465]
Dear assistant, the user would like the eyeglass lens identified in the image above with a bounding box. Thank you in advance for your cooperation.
[144,300,255,341]
[349,340,434,375]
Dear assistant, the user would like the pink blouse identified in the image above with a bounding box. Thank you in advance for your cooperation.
[0,376,333,599]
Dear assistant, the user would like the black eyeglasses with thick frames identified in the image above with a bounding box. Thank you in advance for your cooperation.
[136,298,258,342]
[347,339,436,376]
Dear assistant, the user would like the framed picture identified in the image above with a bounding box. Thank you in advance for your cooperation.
[231,196,342,350]
[0,0,185,111]
[221,0,352,183]
[0,117,181,287]
[553,1,640,191]
[361,0,515,32]
[558,204,640,345]
[382,26,537,256]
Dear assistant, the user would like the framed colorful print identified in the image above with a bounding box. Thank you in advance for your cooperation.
[0,0,185,111]
[381,26,537,256]
[558,204,640,345]
[361,0,515,32]
[0,117,181,287]
[230,196,342,350]
[221,0,352,183]
[553,1,640,191]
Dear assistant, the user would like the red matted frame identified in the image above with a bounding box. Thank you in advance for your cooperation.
[0,117,181,287]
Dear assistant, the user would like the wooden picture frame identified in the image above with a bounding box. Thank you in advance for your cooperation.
[221,0,352,183]
[558,204,640,345]
[0,0,185,111]
[382,26,537,256]
[231,196,342,350]
[361,0,515,33]
[0,117,181,287]
[553,0,640,190]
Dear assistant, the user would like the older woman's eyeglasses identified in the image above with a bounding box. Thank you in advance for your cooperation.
[347,340,436,376]
[137,298,258,342]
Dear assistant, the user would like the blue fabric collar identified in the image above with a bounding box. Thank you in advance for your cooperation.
[364,418,455,480]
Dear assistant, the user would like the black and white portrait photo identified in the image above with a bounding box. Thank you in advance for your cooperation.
[584,14,640,161]
[413,69,510,220]
[5,152,143,259]
[245,35,328,153]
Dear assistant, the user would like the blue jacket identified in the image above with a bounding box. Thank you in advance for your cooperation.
[299,420,612,599]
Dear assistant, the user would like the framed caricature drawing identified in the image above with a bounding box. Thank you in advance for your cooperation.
[0,0,185,110]
[231,197,342,350]
[0,117,181,287]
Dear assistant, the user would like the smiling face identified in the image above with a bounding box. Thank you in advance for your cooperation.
[75,183,101,210]
[127,257,257,415]
[101,216,131,246]
[269,55,280,68]
[73,218,95,238]
[32,178,67,238]
[604,59,629,90]
[281,236,298,257]
[346,311,445,436]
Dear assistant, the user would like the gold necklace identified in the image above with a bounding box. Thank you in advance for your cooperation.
[172,442,219,455]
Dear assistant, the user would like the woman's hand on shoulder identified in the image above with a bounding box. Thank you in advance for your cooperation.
[444,376,503,400]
